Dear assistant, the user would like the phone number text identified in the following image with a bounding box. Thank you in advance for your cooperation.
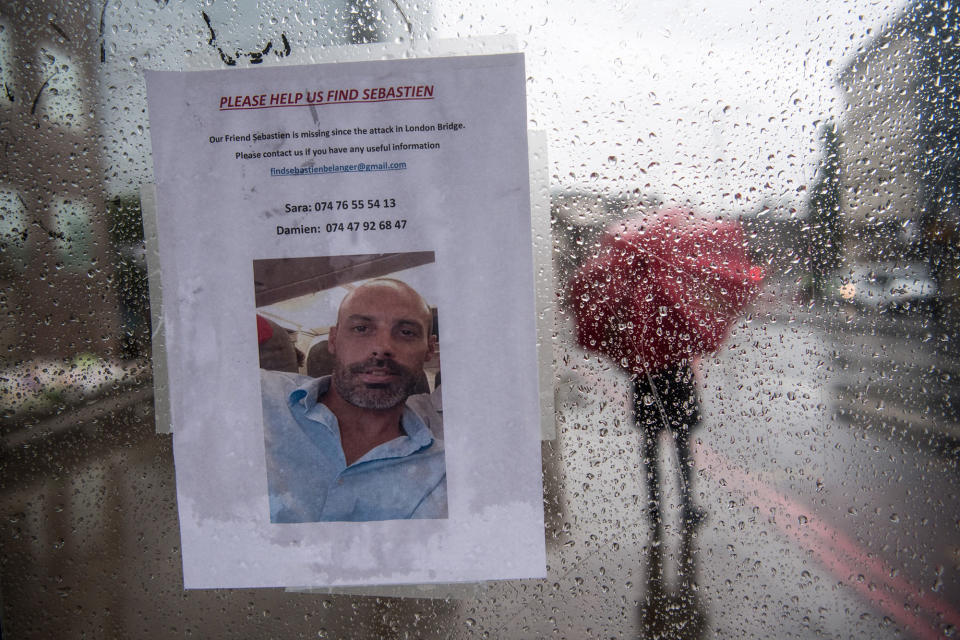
[327,219,407,232]
[275,220,408,236]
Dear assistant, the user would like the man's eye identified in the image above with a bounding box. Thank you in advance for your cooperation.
[351,325,369,334]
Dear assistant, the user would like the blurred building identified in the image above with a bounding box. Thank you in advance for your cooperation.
[838,0,960,321]
[551,191,631,285]
[837,13,923,262]
[0,4,119,361]
[738,204,807,275]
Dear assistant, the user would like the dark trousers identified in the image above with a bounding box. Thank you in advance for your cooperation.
[632,363,701,525]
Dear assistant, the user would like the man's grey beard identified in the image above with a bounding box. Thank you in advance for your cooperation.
[331,357,419,410]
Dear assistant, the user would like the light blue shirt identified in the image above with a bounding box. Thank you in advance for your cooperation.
[260,370,447,522]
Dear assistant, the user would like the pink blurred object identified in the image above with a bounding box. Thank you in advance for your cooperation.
[568,209,765,374]
[256,314,274,344]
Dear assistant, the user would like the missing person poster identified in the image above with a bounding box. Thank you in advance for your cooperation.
[144,53,546,589]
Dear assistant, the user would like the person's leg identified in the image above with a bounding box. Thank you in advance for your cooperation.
[633,379,664,528]
[675,426,692,503]
[674,425,704,526]
[669,365,705,526]
[643,425,662,526]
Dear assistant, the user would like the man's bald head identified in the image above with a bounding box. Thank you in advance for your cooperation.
[336,278,433,334]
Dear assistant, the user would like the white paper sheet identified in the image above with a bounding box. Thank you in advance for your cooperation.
[144,53,545,589]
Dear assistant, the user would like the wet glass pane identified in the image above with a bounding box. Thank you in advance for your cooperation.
[2,0,959,638]
[35,44,86,129]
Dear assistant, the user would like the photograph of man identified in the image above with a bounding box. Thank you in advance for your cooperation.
[259,278,446,523]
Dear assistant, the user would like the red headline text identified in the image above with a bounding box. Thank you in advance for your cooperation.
[219,85,435,110]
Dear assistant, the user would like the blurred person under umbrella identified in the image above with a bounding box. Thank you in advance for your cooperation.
[568,208,764,530]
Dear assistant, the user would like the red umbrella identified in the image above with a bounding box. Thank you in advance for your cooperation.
[568,208,764,375]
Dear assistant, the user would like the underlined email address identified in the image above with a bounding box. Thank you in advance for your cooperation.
[270,161,407,176]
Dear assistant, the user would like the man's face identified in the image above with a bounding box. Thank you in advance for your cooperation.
[328,282,435,410]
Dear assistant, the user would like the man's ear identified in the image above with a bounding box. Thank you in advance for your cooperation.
[327,326,338,355]
[427,334,438,358]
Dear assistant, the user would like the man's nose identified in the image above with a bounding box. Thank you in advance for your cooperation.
[370,333,395,358]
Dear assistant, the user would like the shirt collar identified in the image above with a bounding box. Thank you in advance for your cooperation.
[287,374,328,411]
